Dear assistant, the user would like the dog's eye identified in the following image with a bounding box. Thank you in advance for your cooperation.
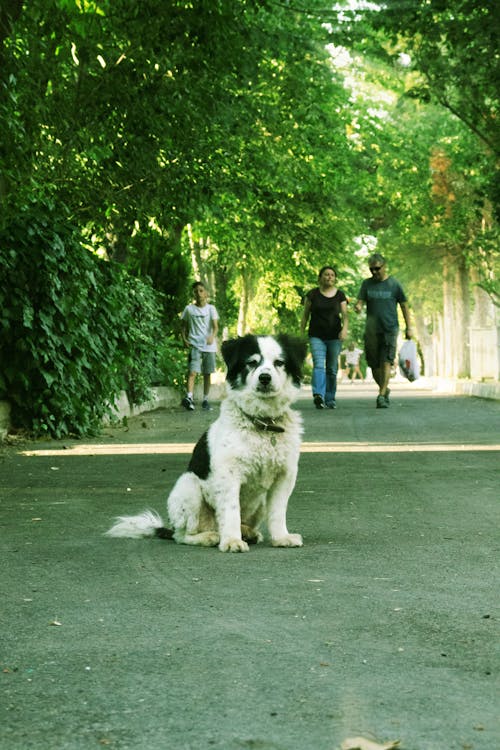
[274,359,285,368]
[246,355,261,369]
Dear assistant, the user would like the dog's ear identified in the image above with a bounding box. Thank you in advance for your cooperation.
[222,335,261,387]
[221,338,241,369]
[221,337,245,387]
[277,334,308,387]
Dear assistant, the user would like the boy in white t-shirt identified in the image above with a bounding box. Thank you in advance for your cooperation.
[180,282,219,411]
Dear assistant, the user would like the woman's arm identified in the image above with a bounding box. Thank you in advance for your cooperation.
[300,297,312,336]
[339,299,348,340]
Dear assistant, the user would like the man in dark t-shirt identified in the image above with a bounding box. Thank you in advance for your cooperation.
[355,253,413,409]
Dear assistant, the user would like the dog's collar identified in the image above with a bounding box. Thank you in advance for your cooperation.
[241,412,285,434]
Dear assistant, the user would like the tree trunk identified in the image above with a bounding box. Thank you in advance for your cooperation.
[456,254,470,378]
[442,250,470,377]
[187,226,217,295]
[237,270,255,336]
[441,256,454,376]
[187,224,202,281]
[414,312,434,376]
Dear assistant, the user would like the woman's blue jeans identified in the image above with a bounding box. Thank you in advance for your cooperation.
[309,337,342,404]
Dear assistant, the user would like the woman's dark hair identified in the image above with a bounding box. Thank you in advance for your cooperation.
[318,265,336,278]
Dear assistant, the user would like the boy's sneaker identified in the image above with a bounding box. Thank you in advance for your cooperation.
[385,388,391,404]
[202,399,212,411]
[182,396,195,411]
[313,394,326,409]
[376,394,389,409]
[326,401,336,409]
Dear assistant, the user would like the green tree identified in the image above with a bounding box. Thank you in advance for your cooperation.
[0,202,170,436]
[1,1,361,322]
[0,0,368,433]
[327,1,499,377]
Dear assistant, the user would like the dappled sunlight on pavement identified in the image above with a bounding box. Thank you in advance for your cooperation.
[19,440,500,456]
[16,381,500,456]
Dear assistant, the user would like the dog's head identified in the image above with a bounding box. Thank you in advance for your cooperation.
[221,335,307,413]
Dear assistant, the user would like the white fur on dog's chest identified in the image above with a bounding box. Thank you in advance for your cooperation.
[204,415,301,511]
[213,428,294,472]
[234,433,291,486]
[210,404,300,473]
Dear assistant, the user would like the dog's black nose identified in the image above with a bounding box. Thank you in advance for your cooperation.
[259,372,272,385]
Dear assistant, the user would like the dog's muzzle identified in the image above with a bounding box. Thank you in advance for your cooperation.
[257,371,274,392]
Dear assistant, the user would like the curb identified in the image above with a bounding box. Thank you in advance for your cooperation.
[104,383,227,423]
[1,378,498,440]
[0,383,227,439]
[425,377,500,401]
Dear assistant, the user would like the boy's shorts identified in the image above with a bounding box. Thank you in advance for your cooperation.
[188,347,216,375]
[364,330,398,369]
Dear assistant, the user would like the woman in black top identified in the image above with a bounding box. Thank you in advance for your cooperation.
[300,266,348,409]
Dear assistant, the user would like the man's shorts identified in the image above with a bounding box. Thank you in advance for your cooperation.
[364,330,398,370]
[188,347,216,375]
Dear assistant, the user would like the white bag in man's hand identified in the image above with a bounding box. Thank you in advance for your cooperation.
[398,340,420,382]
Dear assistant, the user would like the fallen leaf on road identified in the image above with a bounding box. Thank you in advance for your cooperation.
[341,737,400,750]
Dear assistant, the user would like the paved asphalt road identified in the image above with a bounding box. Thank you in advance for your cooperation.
[1,381,499,750]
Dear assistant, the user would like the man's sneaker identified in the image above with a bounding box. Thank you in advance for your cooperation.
[385,388,391,404]
[326,401,337,409]
[376,394,389,409]
[202,399,212,411]
[182,396,195,411]
[313,394,326,409]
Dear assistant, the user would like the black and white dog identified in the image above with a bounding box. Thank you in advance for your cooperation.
[106,334,307,552]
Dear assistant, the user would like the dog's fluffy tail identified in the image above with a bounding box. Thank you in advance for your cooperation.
[105,510,174,540]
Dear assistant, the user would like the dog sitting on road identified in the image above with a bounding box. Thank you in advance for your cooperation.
[106,334,307,552]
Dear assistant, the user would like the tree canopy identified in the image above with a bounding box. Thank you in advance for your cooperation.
[0,0,498,435]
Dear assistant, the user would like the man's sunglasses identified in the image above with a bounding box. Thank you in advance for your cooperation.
[370,266,383,272]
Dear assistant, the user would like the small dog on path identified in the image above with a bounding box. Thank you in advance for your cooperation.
[106,334,307,552]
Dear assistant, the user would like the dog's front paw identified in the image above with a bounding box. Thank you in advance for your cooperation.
[219,538,250,553]
[271,533,303,548]
[241,524,264,545]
